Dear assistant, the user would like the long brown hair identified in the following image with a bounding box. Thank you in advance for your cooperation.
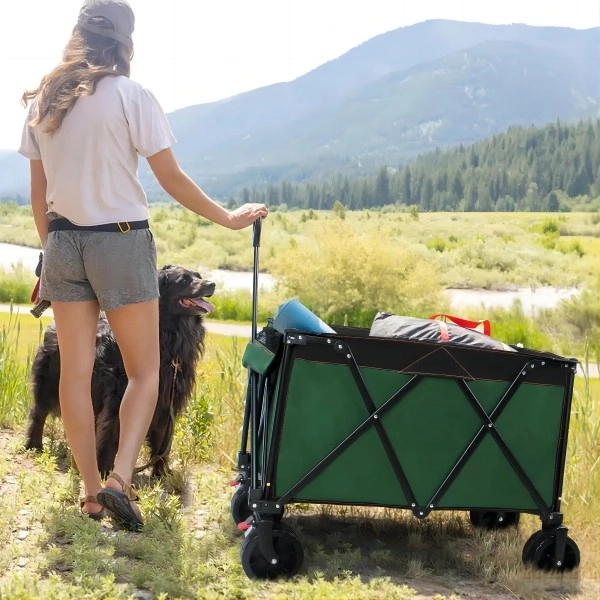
[22,21,132,134]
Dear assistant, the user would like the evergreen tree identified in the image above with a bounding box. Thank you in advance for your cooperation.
[234,118,599,212]
[374,166,391,206]
[451,171,464,200]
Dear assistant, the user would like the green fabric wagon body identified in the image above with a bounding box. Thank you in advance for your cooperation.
[245,325,577,519]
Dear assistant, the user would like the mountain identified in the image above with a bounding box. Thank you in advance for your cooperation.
[182,40,597,169]
[1,19,598,200]
[167,20,597,158]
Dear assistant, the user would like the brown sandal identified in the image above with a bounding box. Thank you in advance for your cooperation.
[96,472,143,531]
[80,495,106,521]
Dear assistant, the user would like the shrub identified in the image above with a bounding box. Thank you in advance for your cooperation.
[0,266,36,304]
[456,241,517,274]
[566,240,584,257]
[425,237,447,252]
[268,220,447,327]
[486,303,554,349]
[540,218,560,235]
[559,276,600,353]
[212,289,280,323]
[332,200,346,220]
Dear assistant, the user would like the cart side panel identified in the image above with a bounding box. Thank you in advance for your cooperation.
[272,361,409,504]
[289,428,409,505]
[362,370,483,505]
[272,348,570,512]
[274,360,504,506]
[438,380,565,509]
[494,383,564,504]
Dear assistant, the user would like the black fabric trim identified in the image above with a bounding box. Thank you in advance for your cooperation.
[289,328,576,386]
[48,218,149,233]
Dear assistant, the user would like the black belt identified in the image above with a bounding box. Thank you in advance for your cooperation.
[48,218,149,233]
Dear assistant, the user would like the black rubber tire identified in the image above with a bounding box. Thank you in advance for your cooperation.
[230,485,252,525]
[469,510,520,530]
[521,530,547,563]
[240,524,304,579]
[230,487,285,525]
[522,532,580,572]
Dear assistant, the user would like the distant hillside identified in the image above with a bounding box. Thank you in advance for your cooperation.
[166,20,597,161]
[1,19,598,201]
[189,40,596,171]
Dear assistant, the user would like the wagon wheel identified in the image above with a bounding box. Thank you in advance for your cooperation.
[522,531,580,572]
[469,510,520,530]
[270,520,298,538]
[521,529,547,562]
[231,485,253,525]
[240,524,304,579]
[231,484,286,525]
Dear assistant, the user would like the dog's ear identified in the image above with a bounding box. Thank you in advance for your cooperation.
[158,266,172,291]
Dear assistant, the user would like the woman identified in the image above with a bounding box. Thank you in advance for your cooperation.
[19,0,267,530]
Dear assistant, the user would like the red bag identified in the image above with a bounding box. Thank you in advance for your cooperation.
[31,279,40,303]
[429,314,491,337]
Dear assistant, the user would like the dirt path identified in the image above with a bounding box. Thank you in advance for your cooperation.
[0,303,252,338]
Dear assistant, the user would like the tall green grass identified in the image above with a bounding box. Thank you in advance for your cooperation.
[484,303,555,349]
[566,346,600,507]
[0,311,33,426]
[168,335,249,471]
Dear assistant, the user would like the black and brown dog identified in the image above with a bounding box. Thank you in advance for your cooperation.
[25,265,215,479]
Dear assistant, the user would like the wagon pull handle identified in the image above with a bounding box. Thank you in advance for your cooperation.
[253,217,262,248]
[251,218,263,340]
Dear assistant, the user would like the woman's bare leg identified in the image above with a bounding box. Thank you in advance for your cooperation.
[103,298,160,492]
[52,300,103,514]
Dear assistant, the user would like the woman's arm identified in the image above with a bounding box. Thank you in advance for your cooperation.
[146,148,267,229]
[30,160,48,248]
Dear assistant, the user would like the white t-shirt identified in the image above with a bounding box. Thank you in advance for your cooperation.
[19,75,175,226]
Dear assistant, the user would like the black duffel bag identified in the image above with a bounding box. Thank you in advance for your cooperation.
[369,312,515,352]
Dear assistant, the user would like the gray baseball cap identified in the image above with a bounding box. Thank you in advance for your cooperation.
[77,0,135,48]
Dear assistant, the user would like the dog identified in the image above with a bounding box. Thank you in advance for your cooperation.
[25,264,215,479]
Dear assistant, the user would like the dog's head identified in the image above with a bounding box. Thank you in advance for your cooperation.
[158,265,216,317]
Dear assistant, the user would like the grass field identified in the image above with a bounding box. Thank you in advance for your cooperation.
[2,207,600,289]
[0,308,598,599]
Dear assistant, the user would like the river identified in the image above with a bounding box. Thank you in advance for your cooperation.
[0,242,42,272]
[0,242,579,315]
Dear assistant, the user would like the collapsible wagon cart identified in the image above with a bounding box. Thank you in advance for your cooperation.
[230,220,581,580]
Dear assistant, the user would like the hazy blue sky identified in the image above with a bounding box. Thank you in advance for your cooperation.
[1,0,598,149]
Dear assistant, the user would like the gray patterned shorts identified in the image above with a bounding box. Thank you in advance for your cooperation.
[40,216,159,312]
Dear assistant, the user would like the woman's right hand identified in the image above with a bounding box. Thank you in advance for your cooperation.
[228,203,269,230]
